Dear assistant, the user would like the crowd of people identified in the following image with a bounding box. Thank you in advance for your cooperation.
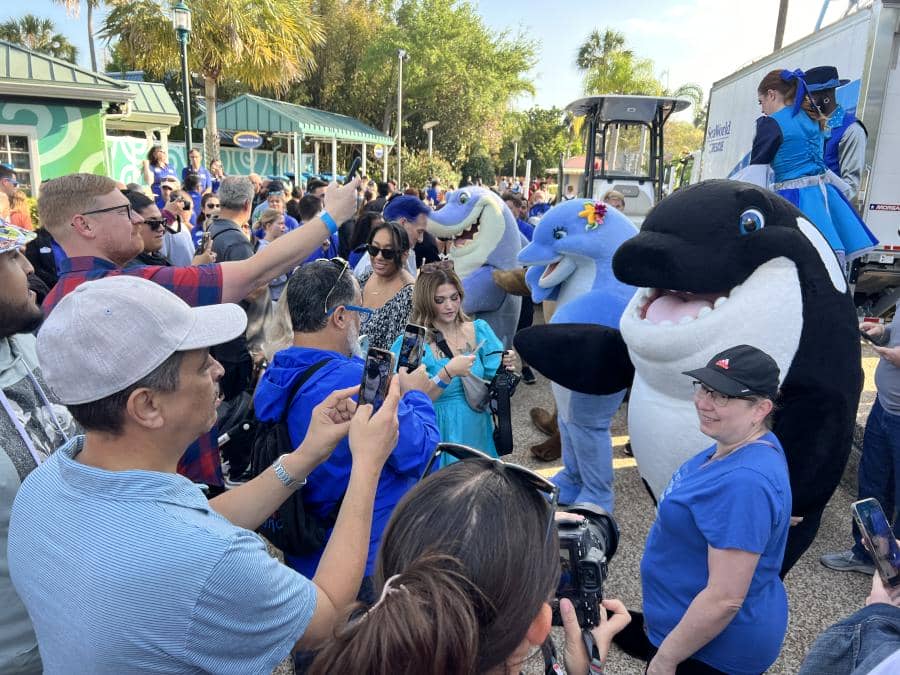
[0,61,898,675]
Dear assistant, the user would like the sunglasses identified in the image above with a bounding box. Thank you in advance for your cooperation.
[144,218,167,231]
[421,259,454,274]
[205,202,220,209]
[321,257,374,319]
[419,443,559,542]
[366,244,397,261]
[80,203,134,222]
[1,177,18,187]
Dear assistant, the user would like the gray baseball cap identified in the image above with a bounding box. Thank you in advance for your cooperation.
[38,275,247,405]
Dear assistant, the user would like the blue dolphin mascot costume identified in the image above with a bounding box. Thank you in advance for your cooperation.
[518,198,637,510]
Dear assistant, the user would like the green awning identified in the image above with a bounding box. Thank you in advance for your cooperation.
[194,94,394,146]
[0,39,132,103]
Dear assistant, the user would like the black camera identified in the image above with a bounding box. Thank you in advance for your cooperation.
[553,503,619,628]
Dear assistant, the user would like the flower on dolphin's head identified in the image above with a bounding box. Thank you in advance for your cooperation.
[578,201,607,230]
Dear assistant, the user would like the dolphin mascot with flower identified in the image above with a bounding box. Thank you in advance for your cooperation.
[517,198,637,510]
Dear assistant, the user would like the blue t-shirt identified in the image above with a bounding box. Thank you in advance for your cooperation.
[640,432,791,674]
[150,164,177,194]
[182,165,212,193]
[8,436,317,674]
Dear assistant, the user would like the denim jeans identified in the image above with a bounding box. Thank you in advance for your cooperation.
[797,603,900,675]
[852,397,900,562]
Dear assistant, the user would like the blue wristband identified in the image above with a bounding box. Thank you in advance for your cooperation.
[431,374,449,390]
[320,211,338,235]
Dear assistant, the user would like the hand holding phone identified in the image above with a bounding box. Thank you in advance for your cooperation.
[358,347,395,411]
[852,498,900,587]
[194,231,211,256]
[397,323,427,371]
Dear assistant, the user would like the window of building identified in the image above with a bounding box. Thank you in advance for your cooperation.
[0,134,34,194]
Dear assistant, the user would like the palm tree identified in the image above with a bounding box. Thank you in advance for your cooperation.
[101,0,324,161]
[54,0,102,72]
[0,15,78,63]
[575,28,629,72]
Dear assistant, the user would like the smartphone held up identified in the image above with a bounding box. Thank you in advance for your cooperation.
[397,323,427,371]
[852,498,900,587]
[359,347,395,412]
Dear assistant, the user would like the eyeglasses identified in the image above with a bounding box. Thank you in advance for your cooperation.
[419,443,559,543]
[80,203,134,222]
[1,177,18,187]
[144,218,167,231]
[421,259,454,274]
[321,257,374,319]
[692,381,752,408]
[366,244,396,261]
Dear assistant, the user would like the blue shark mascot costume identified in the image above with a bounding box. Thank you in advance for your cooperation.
[427,187,522,347]
[518,199,637,511]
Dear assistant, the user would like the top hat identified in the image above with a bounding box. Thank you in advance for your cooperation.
[805,65,850,92]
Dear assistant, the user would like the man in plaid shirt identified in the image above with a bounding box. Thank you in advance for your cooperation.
[39,173,358,489]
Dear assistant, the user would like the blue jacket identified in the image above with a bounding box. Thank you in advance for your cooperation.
[254,347,439,576]
[798,602,900,675]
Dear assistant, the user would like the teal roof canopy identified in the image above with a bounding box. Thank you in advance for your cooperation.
[195,94,394,146]
[0,39,132,103]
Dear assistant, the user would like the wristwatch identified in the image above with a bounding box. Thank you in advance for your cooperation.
[273,454,306,490]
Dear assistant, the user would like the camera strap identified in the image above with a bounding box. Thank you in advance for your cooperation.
[582,629,605,673]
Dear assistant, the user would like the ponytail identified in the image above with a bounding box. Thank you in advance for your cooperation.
[757,68,828,130]
[309,554,486,675]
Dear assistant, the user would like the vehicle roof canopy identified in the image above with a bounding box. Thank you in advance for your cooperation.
[565,95,690,123]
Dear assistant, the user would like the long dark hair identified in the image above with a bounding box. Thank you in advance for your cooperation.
[349,211,383,252]
[366,220,409,273]
[309,460,560,674]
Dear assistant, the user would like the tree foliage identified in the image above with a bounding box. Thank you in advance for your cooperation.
[53,0,102,72]
[497,107,580,177]
[101,0,325,160]
[288,0,537,164]
[394,148,460,189]
[0,15,78,62]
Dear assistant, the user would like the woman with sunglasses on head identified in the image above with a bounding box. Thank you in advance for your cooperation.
[614,345,791,675]
[310,447,630,675]
[357,221,416,350]
[392,262,517,464]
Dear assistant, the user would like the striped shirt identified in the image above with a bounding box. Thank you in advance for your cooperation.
[8,436,316,674]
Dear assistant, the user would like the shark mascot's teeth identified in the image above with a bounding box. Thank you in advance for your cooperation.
[515,180,863,574]
[426,187,523,347]
[514,199,638,511]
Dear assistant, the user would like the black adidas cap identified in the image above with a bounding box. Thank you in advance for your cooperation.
[683,344,780,399]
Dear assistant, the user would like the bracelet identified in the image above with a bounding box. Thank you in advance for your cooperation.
[431,373,449,389]
[273,453,306,490]
[320,211,338,235]
[441,366,453,381]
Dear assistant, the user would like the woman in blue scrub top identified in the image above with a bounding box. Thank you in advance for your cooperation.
[614,345,792,675]
[143,146,177,209]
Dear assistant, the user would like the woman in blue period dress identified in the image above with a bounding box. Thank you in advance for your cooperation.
[391,261,517,465]
[740,69,876,266]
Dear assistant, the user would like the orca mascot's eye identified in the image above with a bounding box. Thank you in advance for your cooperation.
[740,208,765,235]
[458,191,470,204]
[553,226,567,240]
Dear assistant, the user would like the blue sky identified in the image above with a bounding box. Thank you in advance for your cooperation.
[23,0,851,116]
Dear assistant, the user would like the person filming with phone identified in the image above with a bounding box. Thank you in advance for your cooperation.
[822,312,900,576]
[613,345,792,675]
[254,259,439,598]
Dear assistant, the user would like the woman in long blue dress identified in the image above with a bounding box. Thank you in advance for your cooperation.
[741,68,877,266]
[390,261,517,465]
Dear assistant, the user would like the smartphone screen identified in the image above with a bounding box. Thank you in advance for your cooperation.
[860,329,877,344]
[359,347,394,411]
[397,323,427,371]
[852,498,900,587]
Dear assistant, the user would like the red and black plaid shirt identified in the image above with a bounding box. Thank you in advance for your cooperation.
[43,256,226,487]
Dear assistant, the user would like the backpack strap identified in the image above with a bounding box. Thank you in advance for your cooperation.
[281,358,331,423]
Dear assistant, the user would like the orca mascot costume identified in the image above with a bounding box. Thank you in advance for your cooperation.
[516,180,863,574]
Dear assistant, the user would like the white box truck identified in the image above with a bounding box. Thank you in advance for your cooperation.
[700,0,900,315]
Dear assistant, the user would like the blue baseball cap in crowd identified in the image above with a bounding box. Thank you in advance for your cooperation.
[384,195,431,221]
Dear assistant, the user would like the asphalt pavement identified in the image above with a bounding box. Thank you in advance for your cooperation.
[510,311,878,674]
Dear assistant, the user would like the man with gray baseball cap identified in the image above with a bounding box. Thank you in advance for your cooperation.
[7,275,402,673]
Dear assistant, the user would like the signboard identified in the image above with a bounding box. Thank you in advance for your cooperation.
[233,131,264,149]
[373,144,384,159]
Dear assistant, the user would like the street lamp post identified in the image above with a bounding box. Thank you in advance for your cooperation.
[423,120,439,158]
[172,1,193,157]
[397,49,408,185]
[512,140,519,183]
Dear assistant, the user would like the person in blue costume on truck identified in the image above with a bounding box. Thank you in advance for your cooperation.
[739,68,876,268]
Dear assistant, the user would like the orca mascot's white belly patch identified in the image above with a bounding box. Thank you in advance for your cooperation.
[622,257,803,496]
